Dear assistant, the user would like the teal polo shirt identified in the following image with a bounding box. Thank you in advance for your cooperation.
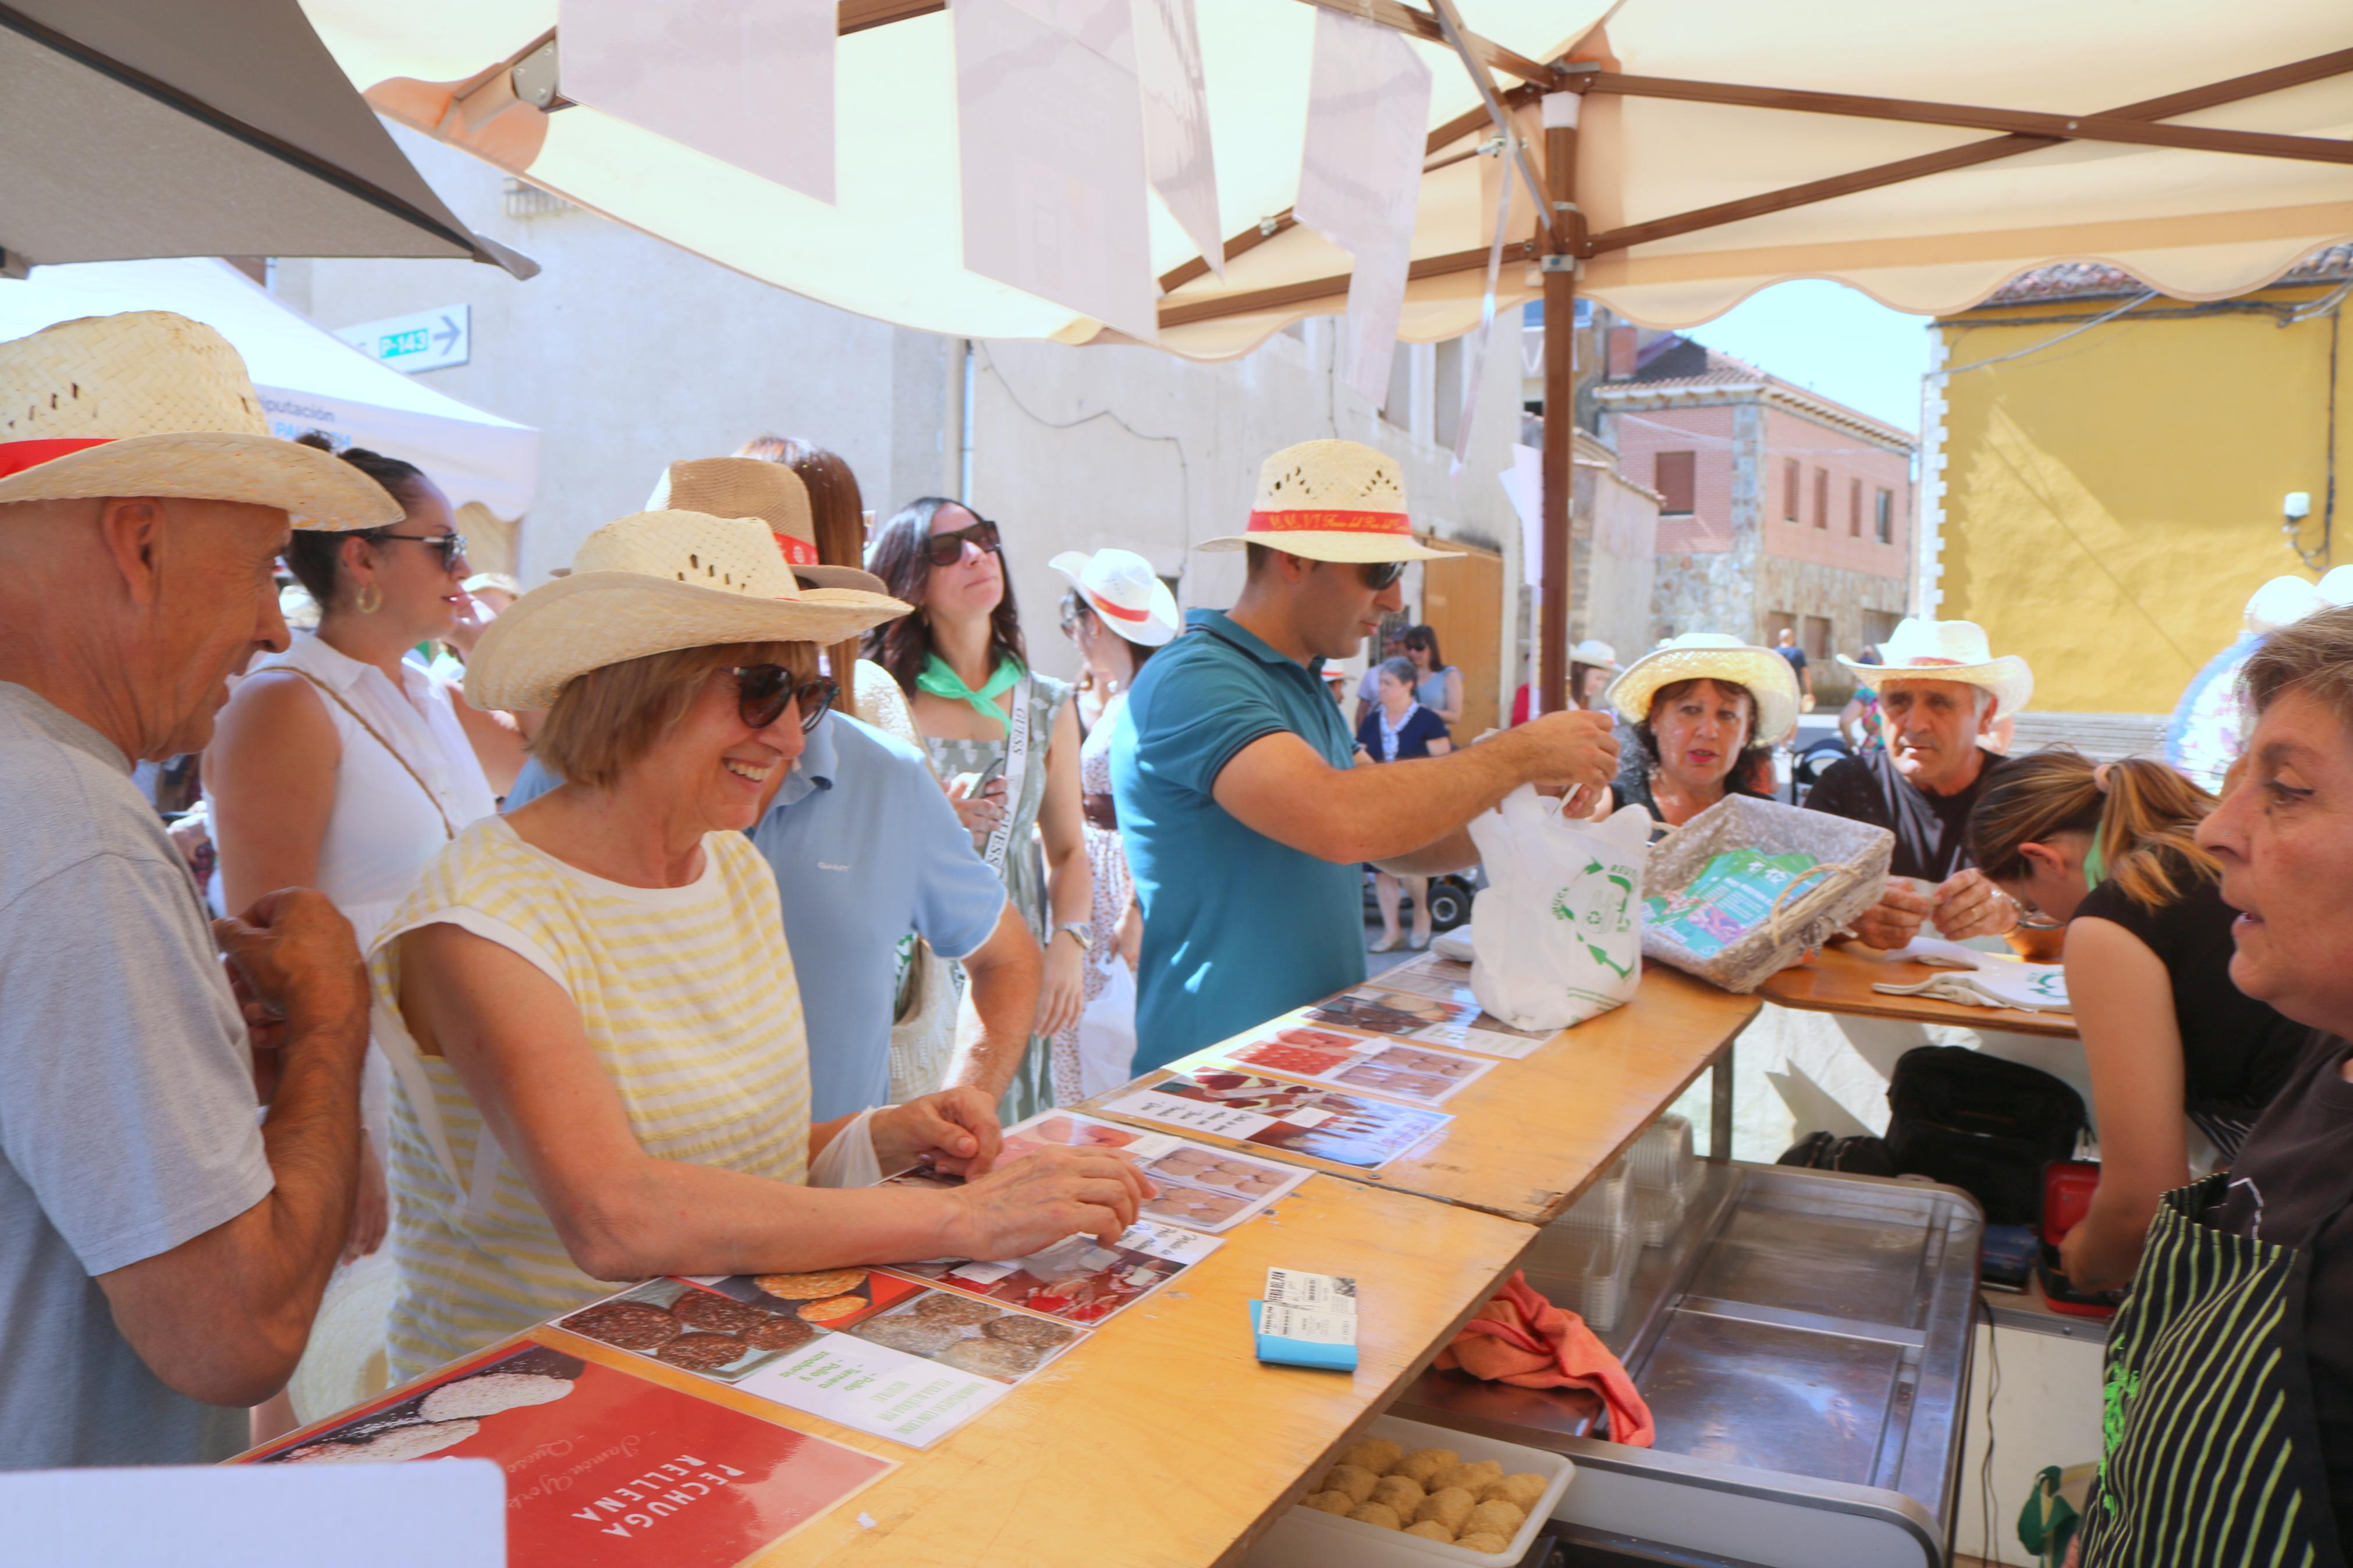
[1113,609,1365,1071]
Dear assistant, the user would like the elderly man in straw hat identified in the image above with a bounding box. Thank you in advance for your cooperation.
[1113,439,1621,1071]
[1804,617,2033,948]
[0,311,398,1467]
[506,457,1038,1125]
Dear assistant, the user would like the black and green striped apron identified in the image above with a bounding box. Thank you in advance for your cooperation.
[2078,1173,2344,1568]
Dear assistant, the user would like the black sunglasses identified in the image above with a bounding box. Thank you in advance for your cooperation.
[1360,559,1407,592]
[923,515,1002,567]
[373,530,468,571]
[729,667,836,733]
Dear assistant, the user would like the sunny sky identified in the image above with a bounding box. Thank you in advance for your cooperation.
[1675,279,1935,435]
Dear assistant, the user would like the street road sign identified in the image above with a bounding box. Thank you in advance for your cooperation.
[335,304,470,374]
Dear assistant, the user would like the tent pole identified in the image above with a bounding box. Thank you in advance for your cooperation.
[1538,93,1581,715]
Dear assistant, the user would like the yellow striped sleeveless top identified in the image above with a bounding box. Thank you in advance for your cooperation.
[368,816,809,1380]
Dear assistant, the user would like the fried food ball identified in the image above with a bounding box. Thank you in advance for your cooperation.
[1413,1486,1478,1533]
[1481,1472,1549,1511]
[1345,1502,1403,1531]
[1404,1520,1456,1542]
[1369,1475,1425,1514]
[1300,1490,1353,1515]
[1392,1446,1458,1486]
[1431,1459,1504,1494]
[1319,1463,1378,1505]
[1464,1499,1526,1538]
[1341,1437,1403,1474]
[1458,1533,1511,1554]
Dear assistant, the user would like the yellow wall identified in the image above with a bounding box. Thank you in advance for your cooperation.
[1935,285,2348,713]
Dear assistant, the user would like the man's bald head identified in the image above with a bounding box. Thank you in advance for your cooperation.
[0,495,292,760]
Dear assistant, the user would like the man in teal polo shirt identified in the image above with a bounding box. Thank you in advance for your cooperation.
[1113,439,1620,1071]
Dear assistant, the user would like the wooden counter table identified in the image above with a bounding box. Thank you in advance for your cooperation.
[1078,965,1761,1226]
[1758,943,2078,1039]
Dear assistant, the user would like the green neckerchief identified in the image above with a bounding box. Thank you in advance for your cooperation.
[917,650,1025,735]
[2082,824,2107,891]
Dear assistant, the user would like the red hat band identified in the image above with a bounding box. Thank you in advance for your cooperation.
[1088,591,1151,624]
[1245,507,1411,537]
[772,532,818,567]
[0,436,115,478]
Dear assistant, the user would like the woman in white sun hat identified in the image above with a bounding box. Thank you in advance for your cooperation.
[365,508,1151,1379]
[1602,633,1797,833]
[1052,548,1177,1090]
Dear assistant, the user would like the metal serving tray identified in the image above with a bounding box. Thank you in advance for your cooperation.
[1395,1162,1981,1568]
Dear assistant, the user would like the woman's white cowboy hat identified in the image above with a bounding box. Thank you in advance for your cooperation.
[0,311,400,530]
[1840,617,2033,717]
[465,510,909,711]
[646,456,888,594]
[2245,574,2327,632]
[1049,547,1180,646]
[1607,632,1801,746]
[1570,638,1620,671]
[2317,566,2353,610]
[1198,439,1461,564]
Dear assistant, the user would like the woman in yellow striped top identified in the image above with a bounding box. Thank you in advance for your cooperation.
[368,507,1152,1378]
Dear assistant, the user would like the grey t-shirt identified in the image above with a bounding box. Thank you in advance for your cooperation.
[0,683,271,1469]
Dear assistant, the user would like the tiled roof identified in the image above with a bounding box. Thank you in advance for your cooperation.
[1597,335,1915,448]
[1981,242,2353,306]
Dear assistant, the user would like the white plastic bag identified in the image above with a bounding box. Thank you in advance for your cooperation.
[1076,957,1140,1097]
[1465,786,1650,1032]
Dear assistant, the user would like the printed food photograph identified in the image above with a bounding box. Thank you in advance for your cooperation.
[1328,1041,1494,1105]
[552,1276,911,1382]
[998,1111,1151,1161]
[1300,987,1465,1038]
[1136,1144,1298,1230]
[848,1289,1088,1382]
[1144,1070,1452,1168]
[1225,1026,1364,1078]
[889,1231,1191,1325]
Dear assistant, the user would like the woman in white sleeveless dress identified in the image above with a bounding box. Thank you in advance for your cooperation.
[205,439,498,1437]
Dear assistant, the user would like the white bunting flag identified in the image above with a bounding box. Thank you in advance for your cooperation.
[1133,0,1223,279]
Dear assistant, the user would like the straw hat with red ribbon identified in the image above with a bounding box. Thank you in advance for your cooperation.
[1198,439,1461,564]
[0,311,401,530]
[645,456,887,594]
[1838,617,2033,719]
[1049,547,1180,646]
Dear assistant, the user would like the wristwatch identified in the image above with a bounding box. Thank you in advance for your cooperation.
[1053,921,1095,952]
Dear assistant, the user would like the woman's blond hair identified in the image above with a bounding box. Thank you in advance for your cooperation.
[532,640,815,790]
[1967,749,2217,909]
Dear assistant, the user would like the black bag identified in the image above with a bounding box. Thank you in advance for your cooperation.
[1776,1130,1898,1177]
[1884,1046,2085,1226]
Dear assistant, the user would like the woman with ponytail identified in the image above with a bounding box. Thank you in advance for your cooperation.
[1968,751,2307,1289]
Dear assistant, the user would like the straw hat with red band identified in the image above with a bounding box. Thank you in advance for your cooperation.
[0,311,402,531]
[645,456,888,595]
[1049,547,1180,646]
[1197,439,1462,564]
[1838,617,2033,719]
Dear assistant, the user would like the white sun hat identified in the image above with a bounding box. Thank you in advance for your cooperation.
[1197,439,1462,563]
[646,456,888,594]
[2245,574,2327,632]
[1570,638,1621,671]
[464,510,909,712]
[1049,547,1180,646]
[1840,617,2033,717]
[1607,632,1802,747]
[2317,566,2353,610]
[0,311,400,531]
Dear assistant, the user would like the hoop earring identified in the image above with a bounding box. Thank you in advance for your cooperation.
[355,582,383,614]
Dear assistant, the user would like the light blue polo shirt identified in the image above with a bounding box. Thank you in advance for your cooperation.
[1113,609,1365,1071]
[505,714,1006,1121]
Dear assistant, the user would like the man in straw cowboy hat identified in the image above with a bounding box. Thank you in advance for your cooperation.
[1114,439,1621,1069]
[0,311,400,1467]
[1806,617,2033,948]
[506,456,1041,1123]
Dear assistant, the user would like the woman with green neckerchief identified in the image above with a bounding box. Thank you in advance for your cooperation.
[866,498,1091,1119]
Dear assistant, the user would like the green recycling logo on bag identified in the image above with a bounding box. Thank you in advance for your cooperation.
[1550,854,1639,979]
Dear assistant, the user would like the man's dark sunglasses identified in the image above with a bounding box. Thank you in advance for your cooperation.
[1360,558,1407,592]
[924,515,1002,567]
[375,530,469,571]
[730,667,836,733]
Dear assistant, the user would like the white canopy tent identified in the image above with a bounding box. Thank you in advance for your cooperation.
[297,0,2353,704]
[0,258,540,525]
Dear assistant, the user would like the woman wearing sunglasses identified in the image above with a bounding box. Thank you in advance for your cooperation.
[867,497,1093,1117]
[364,508,1151,1381]
[204,437,505,1435]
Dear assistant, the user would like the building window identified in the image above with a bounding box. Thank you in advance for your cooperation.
[1848,477,1862,536]
[1784,458,1800,521]
[1655,450,1697,515]
[1813,467,1828,529]
[1875,486,1894,544]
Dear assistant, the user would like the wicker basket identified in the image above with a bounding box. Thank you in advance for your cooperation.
[1642,795,1894,993]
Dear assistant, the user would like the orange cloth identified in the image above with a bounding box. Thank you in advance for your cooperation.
[1436,1270,1656,1448]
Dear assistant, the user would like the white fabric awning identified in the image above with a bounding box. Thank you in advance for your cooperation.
[0,258,540,520]
[297,0,2352,356]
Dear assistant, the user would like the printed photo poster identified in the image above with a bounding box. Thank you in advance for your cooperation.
[1106,1069,1452,1168]
[1297,977,1555,1059]
[1000,1110,1309,1231]
[240,1339,893,1567]
[884,1217,1222,1324]
[1203,1024,1498,1107]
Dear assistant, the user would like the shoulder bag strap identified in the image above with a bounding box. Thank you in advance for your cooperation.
[268,667,456,841]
